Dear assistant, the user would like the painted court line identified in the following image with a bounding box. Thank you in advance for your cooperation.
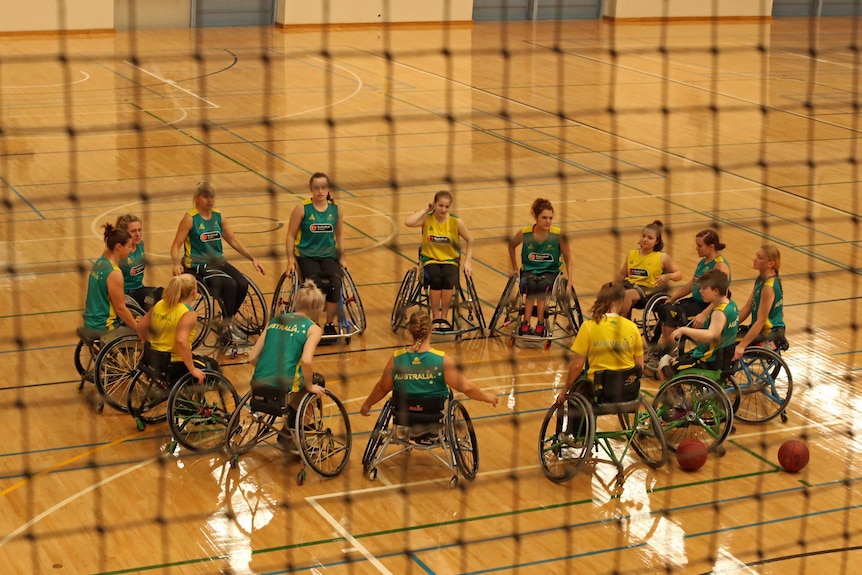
[124,61,220,109]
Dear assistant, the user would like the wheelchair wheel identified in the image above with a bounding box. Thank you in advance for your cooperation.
[362,399,394,475]
[488,274,520,335]
[74,339,94,377]
[446,399,478,480]
[538,394,595,483]
[642,293,669,350]
[391,268,418,333]
[554,276,582,334]
[271,272,298,319]
[341,268,366,334]
[126,370,170,426]
[225,391,279,456]
[167,370,240,452]
[731,347,792,423]
[296,389,352,478]
[94,334,145,413]
[618,396,668,468]
[463,275,486,334]
[652,374,733,453]
[234,276,267,336]
[190,279,212,350]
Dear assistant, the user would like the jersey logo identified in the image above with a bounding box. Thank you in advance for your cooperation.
[628,268,648,278]
[528,253,554,262]
[310,223,334,233]
[200,231,222,242]
[412,357,421,365]
[427,234,451,244]
[130,264,145,276]
[309,214,316,221]
[198,223,205,230]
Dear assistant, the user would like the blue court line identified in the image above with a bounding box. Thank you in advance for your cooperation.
[0,175,45,220]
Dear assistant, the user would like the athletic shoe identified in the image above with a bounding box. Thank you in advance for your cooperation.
[518,322,530,336]
[323,323,338,336]
[534,323,546,337]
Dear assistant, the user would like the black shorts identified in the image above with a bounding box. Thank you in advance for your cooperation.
[423,263,458,291]
[297,257,342,304]
[658,297,708,328]
[520,271,558,296]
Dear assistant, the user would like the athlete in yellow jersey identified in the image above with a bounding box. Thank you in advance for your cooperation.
[615,220,681,318]
[405,191,474,331]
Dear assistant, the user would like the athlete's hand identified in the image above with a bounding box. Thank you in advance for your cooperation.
[172,264,184,276]
[251,257,265,275]
[191,367,205,383]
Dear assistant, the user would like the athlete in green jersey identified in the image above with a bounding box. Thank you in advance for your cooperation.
[734,244,786,359]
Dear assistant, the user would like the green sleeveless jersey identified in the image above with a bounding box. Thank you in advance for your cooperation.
[294,200,338,259]
[693,300,739,362]
[751,275,784,334]
[521,225,562,275]
[692,255,730,302]
[83,257,120,332]
[183,209,224,267]
[252,314,315,392]
[120,240,145,291]
[392,348,448,398]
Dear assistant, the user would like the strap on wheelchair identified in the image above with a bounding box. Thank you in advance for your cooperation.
[392,391,447,426]
[593,366,642,404]
[250,384,290,416]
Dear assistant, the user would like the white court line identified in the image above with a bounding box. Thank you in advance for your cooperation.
[273,57,363,120]
[0,457,156,549]
[124,61,220,109]
[305,498,394,575]
[0,70,90,90]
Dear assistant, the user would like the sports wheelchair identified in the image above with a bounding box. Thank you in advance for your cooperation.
[192,272,268,359]
[362,391,479,487]
[271,267,365,344]
[390,263,485,339]
[225,374,352,484]
[78,329,144,414]
[74,295,145,394]
[630,290,670,352]
[729,343,792,424]
[538,367,668,485]
[164,368,241,452]
[488,272,583,349]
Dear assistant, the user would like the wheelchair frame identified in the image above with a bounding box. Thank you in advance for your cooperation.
[390,263,485,340]
[163,368,240,452]
[192,272,268,359]
[488,272,583,349]
[362,393,479,487]
[538,371,668,485]
[225,385,352,483]
[271,267,366,344]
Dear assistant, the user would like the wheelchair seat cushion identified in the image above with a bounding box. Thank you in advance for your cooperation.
[250,383,290,416]
[140,343,172,383]
[392,392,447,426]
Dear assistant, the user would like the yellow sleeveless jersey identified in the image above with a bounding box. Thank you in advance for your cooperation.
[420,214,460,265]
[625,249,663,289]
[149,300,195,362]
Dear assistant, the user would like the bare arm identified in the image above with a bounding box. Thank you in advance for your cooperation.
[170,213,193,276]
[508,230,524,275]
[335,206,346,268]
[556,352,586,403]
[108,270,139,333]
[673,309,727,344]
[734,284,774,359]
[222,217,264,275]
[405,204,432,227]
[360,357,396,415]
[301,324,325,397]
[659,252,683,285]
[248,328,267,365]
[443,356,497,406]
[137,309,152,342]
[560,233,574,283]
[668,278,694,303]
[458,218,474,277]
[176,311,204,382]
[616,258,629,283]
[284,203,304,275]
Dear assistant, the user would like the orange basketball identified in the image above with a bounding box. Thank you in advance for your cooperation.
[778,439,810,473]
[676,438,708,471]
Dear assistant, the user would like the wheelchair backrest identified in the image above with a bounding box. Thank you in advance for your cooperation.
[594,366,642,404]
[250,384,290,416]
[140,343,171,384]
[392,391,447,426]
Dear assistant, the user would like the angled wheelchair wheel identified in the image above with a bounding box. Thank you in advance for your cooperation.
[642,293,669,350]
[653,374,733,453]
[732,347,792,423]
[391,268,418,333]
[234,275,268,337]
[271,272,298,319]
[362,399,394,475]
[296,389,352,478]
[446,399,479,480]
[554,276,583,334]
[463,274,486,334]
[225,391,279,456]
[618,396,668,468]
[126,370,171,426]
[167,370,240,452]
[190,279,212,350]
[340,268,366,335]
[74,339,94,377]
[489,274,520,335]
[538,394,595,483]
[94,333,145,413]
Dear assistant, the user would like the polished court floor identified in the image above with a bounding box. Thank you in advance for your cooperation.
[0,16,861,575]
